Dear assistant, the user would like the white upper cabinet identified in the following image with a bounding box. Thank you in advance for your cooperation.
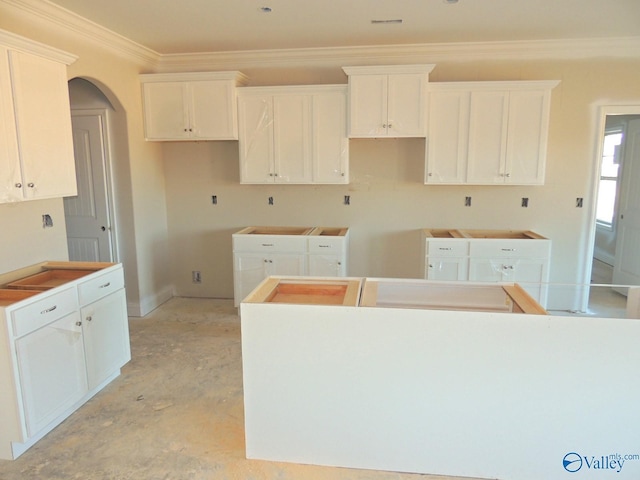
[312,91,349,183]
[238,85,348,184]
[425,89,470,184]
[0,31,77,204]
[140,71,248,141]
[342,65,435,138]
[425,80,559,186]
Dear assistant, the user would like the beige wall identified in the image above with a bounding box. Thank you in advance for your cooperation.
[1,2,639,313]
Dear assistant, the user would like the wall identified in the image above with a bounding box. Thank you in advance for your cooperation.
[0,199,68,273]
[163,57,640,311]
[0,3,172,316]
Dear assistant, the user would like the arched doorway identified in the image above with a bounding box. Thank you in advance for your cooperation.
[65,77,128,263]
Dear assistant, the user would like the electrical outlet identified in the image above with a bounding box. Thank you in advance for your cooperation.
[42,214,53,228]
[192,271,202,283]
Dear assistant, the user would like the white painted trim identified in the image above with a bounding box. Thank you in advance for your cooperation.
[238,84,347,96]
[156,37,640,72]
[4,1,640,72]
[139,70,249,85]
[128,285,173,317]
[427,80,561,91]
[3,0,159,67]
[342,64,435,75]
[0,27,76,64]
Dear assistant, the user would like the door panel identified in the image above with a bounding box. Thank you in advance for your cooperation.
[15,312,87,437]
[613,119,640,288]
[64,113,112,262]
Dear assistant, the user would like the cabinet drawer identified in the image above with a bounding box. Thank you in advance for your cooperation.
[233,235,307,253]
[308,237,345,254]
[78,268,124,306]
[469,240,550,258]
[11,287,78,338]
[427,240,469,257]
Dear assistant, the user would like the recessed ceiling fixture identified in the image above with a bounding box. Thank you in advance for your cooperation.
[259,6,272,13]
[443,0,459,4]
[371,19,403,25]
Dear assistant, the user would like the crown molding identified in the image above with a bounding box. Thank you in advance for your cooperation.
[0,27,76,63]
[3,0,639,74]
[156,36,640,72]
[2,0,160,68]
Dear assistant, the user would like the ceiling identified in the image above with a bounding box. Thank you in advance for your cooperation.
[46,0,640,55]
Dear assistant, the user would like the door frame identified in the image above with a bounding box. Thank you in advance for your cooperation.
[68,108,119,262]
[582,104,640,310]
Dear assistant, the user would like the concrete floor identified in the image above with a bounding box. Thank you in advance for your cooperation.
[0,297,477,480]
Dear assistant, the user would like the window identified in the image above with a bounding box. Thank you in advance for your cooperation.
[596,130,624,229]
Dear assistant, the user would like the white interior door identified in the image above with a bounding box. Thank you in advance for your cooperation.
[613,118,640,289]
[64,111,113,262]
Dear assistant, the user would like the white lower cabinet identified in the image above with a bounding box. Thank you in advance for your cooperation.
[233,227,349,306]
[468,257,549,305]
[422,230,551,306]
[0,262,130,460]
[234,253,306,306]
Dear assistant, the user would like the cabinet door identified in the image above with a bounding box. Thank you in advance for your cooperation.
[233,253,268,305]
[308,255,346,277]
[269,253,306,276]
[142,82,189,140]
[387,74,427,137]
[15,311,88,438]
[238,95,275,183]
[0,46,21,203]
[466,91,509,184]
[273,95,312,183]
[9,50,76,200]
[426,257,468,281]
[189,80,238,140]
[81,290,130,390]
[425,90,470,184]
[313,91,348,183]
[468,258,505,283]
[504,90,549,185]
[468,257,548,305]
[510,258,548,305]
[348,74,387,137]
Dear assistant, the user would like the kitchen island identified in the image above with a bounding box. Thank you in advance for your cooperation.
[241,276,640,480]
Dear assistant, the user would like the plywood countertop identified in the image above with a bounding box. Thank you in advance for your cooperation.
[423,228,548,240]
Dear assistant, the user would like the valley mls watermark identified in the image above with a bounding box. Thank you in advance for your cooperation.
[563,452,640,474]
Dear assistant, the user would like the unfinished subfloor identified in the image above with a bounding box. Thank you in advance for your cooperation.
[0,297,481,480]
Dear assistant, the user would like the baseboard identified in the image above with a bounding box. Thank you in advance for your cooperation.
[593,248,615,266]
[127,285,174,317]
